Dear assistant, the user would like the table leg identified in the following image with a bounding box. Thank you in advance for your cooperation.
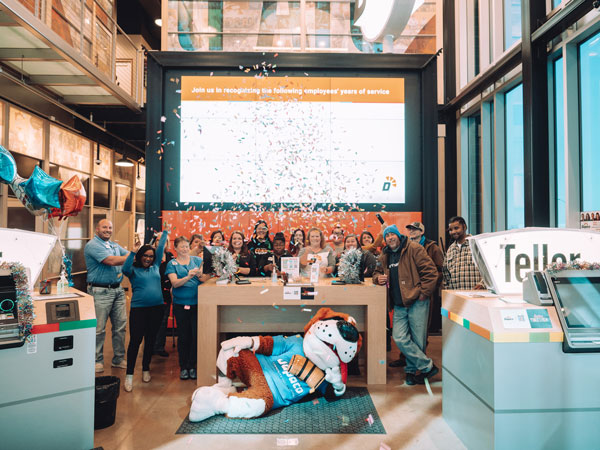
[197,303,218,386]
[366,300,387,384]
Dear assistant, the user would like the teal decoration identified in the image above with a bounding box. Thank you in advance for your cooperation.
[63,255,74,287]
[20,166,62,210]
[0,144,17,184]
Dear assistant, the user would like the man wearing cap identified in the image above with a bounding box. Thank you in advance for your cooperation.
[85,219,131,373]
[390,222,445,368]
[443,216,484,290]
[373,224,439,385]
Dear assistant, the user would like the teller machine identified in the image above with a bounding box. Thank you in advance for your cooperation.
[0,228,95,450]
[543,269,600,353]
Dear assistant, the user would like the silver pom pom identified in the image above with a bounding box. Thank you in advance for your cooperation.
[338,248,362,284]
[212,247,238,280]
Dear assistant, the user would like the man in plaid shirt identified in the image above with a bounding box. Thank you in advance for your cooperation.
[443,216,485,290]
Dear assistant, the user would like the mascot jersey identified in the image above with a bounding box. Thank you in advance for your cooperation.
[255,334,327,409]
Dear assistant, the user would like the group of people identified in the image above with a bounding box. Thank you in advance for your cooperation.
[84,214,482,391]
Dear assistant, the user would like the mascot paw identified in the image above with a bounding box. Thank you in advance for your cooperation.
[212,382,237,395]
[189,387,229,422]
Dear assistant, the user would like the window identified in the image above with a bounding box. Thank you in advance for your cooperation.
[49,125,91,172]
[553,57,566,227]
[579,32,600,212]
[8,107,43,159]
[505,84,524,229]
[166,1,435,54]
[93,176,111,208]
[504,0,521,50]
[468,114,482,234]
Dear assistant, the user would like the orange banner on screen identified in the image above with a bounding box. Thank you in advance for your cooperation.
[181,76,404,103]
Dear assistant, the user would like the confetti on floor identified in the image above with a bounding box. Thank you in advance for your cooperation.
[424,377,434,396]
[260,289,269,294]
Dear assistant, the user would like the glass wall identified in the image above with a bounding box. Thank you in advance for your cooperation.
[504,0,521,49]
[505,84,524,229]
[579,31,600,212]
[553,56,565,227]
[452,1,600,233]
[166,0,437,54]
[468,114,482,234]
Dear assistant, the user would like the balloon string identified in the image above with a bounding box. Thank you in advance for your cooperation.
[48,217,68,274]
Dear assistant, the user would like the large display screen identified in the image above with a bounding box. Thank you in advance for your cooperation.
[178,76,405,206]
[552,276,600,329]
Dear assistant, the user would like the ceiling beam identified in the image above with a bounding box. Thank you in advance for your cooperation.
[62,95,122,104]
[0,48,61,60]
[28,75,96,85]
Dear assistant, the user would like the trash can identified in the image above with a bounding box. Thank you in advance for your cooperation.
[94,376,120,430]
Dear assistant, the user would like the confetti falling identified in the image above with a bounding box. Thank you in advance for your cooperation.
[158,57,403,249]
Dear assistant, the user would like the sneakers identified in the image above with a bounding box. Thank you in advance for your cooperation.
[142,371,151,383]
[124,375,133,392]
[95,363,104,373]
[112,360,127,369]
[154,350,169,357]
[180,369,190,380]
[416,364,439,384]
[189,369,197,380]
[405,373,417,386]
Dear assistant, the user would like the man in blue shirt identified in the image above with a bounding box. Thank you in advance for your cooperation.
[85,219,131,373]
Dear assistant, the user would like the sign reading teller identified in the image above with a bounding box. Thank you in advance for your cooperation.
[468,228,600,295]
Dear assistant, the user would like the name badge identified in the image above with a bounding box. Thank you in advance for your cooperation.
[184,305,191,310]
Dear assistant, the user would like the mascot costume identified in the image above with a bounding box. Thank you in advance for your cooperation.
[189,307,362,421]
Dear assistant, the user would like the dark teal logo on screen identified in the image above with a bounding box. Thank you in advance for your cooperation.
[382,176,396,192]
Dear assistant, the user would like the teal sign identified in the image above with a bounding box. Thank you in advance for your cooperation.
[527,309,552,329]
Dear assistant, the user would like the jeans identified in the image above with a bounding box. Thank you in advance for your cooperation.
[392,300,432,374]
[90,286,127,364]
[173,304,198,370]
[153,303,171,352]
[127,305,164,374]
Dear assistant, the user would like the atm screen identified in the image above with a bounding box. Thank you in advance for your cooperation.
[551,276,600,329]
[55,304,72,319]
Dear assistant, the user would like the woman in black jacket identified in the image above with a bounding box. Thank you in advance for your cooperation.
[248,220,272,276]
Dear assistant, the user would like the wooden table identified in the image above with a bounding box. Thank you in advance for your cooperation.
[197,278,387,386]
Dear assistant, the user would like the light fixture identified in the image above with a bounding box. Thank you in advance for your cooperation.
[115,156,134,167]
[136,163,141,180]
[155,18,162,27]
[95,142,102,165]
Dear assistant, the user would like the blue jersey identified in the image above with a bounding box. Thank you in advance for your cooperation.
[256,335,326,409]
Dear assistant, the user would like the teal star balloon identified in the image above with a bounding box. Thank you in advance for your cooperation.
[20,166,62,210]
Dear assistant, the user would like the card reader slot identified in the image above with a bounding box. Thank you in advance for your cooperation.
[53,358,73,368]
